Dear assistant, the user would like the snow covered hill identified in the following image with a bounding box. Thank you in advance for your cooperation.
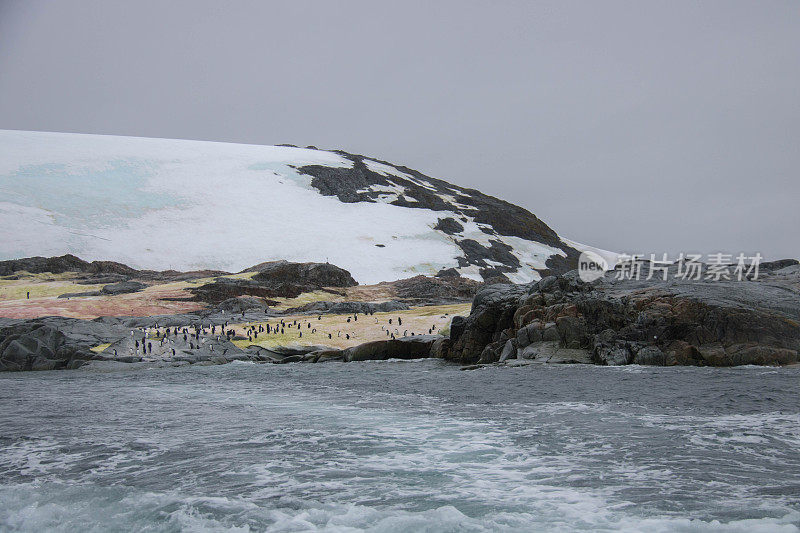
[0,130,600,284]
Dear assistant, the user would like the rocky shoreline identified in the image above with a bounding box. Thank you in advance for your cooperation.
[2,258,798,371]
[445,260,800,367]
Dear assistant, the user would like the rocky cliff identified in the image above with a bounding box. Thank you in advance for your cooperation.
[444,261,800,367]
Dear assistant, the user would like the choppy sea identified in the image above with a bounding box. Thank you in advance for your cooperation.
[1,361,799,532]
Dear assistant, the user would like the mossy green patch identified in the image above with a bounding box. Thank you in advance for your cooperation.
[0,277,106,301]
[90,343,112,353]
[228,302,470,350]
[222,272,259,280]
[270,290,346,311]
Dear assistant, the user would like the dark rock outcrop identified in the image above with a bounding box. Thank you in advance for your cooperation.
[75,274,130,285]
[433,217,464,235]
[0,254,104,276]
[446,283,528,364]
[137,269,229,282]
[392,275,482,304]
[100,281,147,295]
[435,268,461,279]
[57,291,103,299]
[0,254,139,277]
[295,151,581,278]
[0,317,129,371]
[245,260,357,288]
[215,296,272,313]
[189,278,282,303]
[285,300,409,315]
[440,266,800,367]
[456,239,521,281]
[0,254,229,283]
[190,261,357,303]
[304,335,443,363]
[343,335,442,362]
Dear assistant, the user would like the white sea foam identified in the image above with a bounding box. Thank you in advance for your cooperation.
[2,482,798,533]
[2,364,799,532]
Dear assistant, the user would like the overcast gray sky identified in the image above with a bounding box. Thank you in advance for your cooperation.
[1,0,798,260]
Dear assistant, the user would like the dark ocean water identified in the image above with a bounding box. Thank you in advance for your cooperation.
[1,361,799,532]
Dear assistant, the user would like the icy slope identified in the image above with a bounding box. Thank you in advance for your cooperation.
[0,130,586,284]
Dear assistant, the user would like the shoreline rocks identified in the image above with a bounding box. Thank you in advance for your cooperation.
[3,258,799,371]
[441,267,800,367]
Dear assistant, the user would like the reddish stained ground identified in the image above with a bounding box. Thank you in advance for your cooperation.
[0,284,204,320]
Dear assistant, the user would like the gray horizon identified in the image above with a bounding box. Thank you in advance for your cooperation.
[1,0,798,261]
